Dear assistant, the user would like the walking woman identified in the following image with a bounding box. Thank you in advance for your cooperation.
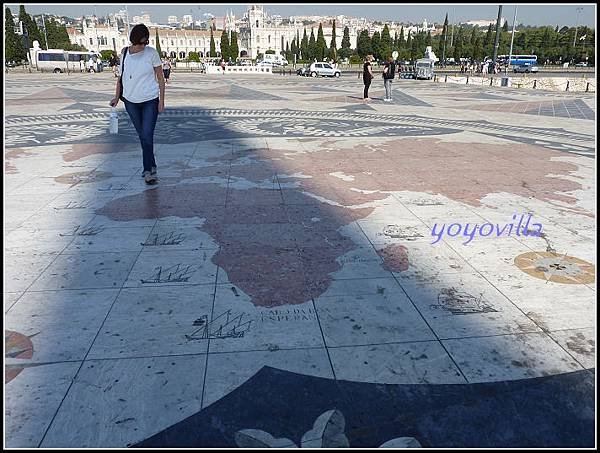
[363,55,374,101]
[109,24,165,185]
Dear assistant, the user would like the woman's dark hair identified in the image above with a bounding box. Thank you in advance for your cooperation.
[130,24,150,45]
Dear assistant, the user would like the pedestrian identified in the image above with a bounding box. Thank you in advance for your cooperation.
[109,54,118,77]
[363,54,374,101]
[382,56,396,102]
[162,57,171,84]
[220,58,226,73]
[109,23,165,185]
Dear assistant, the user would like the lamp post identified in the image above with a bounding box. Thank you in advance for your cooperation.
[41,14,49,50]
[573,7,583,47]
[491,4,502,73]
[506,5,517,74]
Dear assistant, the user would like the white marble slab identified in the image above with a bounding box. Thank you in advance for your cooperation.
[124,249,219,288]
[62,226,153,254]
[5,289,119,362]
[547,328,596,369]
[208,286,325,353]
[329,341,466,384]
[5,361,82,448]
[314,287,436,347]
[29,252,140,291]
[4,252,59,292]
[87,285,214,359]
[40,355,206,447]
[442,332,584,383]
[396,271,542,339]
[202,348,334,408]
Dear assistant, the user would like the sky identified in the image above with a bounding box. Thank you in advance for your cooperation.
[6,3,596,27]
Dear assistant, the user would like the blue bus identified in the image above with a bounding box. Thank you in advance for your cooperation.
[496,54,537,66]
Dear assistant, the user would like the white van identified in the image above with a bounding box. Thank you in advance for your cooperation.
[32,49,102,73]
[260,53,288,66]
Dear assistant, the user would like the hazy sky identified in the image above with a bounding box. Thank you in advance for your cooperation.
[6,3,596,27]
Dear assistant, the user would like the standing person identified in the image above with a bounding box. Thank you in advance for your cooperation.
[220,58,226,73]
[382,56,396,102]
[363,55,374,101]
[109,24,165,185]
[109,54,118,77]
[162,57,171,84]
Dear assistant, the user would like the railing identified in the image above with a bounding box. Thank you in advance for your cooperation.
[430,74,595,93]
[205,65,273,75]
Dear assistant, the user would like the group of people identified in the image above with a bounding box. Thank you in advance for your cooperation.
[460,61,501,75]
[362,55,396,102]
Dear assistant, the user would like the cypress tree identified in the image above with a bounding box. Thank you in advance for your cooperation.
[209,28,216,57]
[308,28,316,61]
[230,31,239,60]
[329,20,337,60]
[220,29,230,61]
[18,6,43,49]
[316,23,327,61]
[371,31,381,60]
[155,29,162,56]
[301,28,308,60]
[5,7,27,62]
[381,24,392,58]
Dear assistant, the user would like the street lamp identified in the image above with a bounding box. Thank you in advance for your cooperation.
[573,7,583,47]
[506,5,517,74]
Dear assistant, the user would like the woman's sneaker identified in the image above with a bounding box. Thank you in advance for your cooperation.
[141,166,157,177]
[143,171,157,185]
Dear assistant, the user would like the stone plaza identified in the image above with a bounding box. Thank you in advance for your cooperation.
[4,69,596,447]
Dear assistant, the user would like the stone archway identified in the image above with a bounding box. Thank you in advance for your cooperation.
[170,51,177,59]
[240,50,248,57]
[179,51,186,59]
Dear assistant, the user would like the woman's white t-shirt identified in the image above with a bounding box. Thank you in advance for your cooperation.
[119,46,162,103]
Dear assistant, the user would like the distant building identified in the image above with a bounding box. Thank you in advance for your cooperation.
[168,16,178,24]
[465,18,506,28]
[182,15,193,26]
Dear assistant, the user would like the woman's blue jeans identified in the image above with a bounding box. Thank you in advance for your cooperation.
[123,97,159,172]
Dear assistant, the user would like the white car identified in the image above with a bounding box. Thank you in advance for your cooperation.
[308,62,341,78]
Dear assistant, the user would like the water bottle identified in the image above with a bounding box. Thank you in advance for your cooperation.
[109,107,118,134]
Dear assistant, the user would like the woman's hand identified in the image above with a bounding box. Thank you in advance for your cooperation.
[109,98,119,107]
[158,99,165,113]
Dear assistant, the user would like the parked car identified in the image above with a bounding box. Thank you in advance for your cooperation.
[513,63,539,73]
[575,62,588,67]
[308,62,341,78]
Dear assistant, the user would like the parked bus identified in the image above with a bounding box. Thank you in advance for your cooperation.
[494,54,537,66]
[31,49,103,73]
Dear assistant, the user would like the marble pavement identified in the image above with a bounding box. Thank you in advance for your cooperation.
[4,70,596,448]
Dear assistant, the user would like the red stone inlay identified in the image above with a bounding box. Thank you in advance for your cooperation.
[5,331,34,384]
[378,245,409,273]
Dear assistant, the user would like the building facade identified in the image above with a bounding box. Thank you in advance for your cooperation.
[68,21,224,59]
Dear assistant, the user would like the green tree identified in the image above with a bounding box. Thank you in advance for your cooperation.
[188,51,200,61]
[316,23,327,61]
[230,31,239,60]
[329,20,337,60]
[209,29,216,57]
[155,29,162,56]
[441,13,449,63]
[220,29,230,60]
[370,31,381,59]
[341,25,351,50]
[300,28,308,60]
[339,26,351,59]
[18,6,43,49]
[5,7,27,62]
[502,20,509,32]
[381,24,392,59]
[356,29,371,58]
[308,28,317,60]
[44,17,74,50]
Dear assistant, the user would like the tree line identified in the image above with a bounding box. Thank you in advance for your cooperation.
[5,6,86,63]
[6,6,594,67]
